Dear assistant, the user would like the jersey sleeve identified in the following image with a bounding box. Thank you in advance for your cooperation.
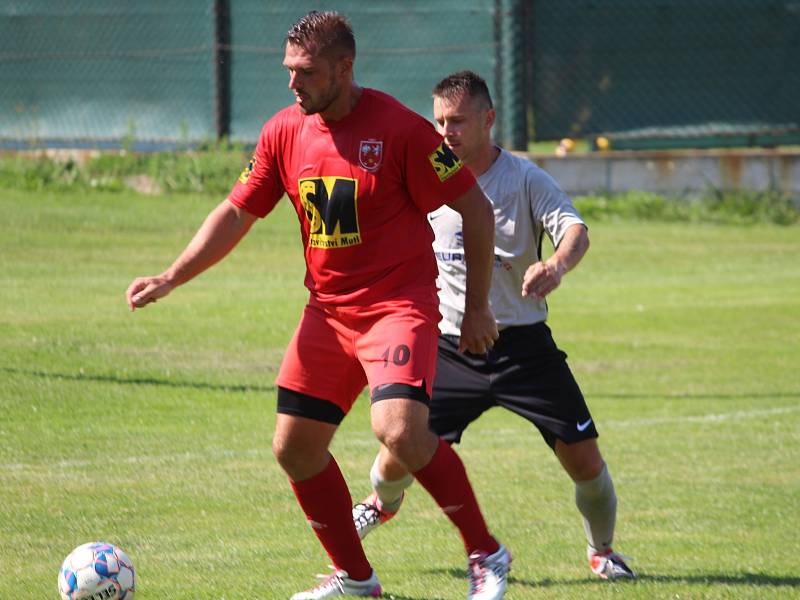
[402,118,476,214]
[228,118,285,218]
[526,165,586,247]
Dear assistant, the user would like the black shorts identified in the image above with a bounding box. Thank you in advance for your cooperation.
[429,322,598,449]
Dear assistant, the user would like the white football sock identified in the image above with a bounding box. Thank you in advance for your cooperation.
[575,463,617,553]
[370,453,413,513]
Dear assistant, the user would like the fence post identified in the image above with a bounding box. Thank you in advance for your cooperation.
[214,0,231,141]
[498,0,528,150]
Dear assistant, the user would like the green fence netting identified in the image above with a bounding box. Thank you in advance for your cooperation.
[228,1,496,142]
[1,0,498,148]
[1,1,216,147]
[2,0,798,150]
[529,0,800,148]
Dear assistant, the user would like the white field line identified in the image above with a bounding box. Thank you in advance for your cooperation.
[463,404,800,440]
[604,404,800,429]
[1,405,798,472]
[1,447,268,472]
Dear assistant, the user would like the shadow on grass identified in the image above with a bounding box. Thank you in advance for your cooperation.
[14,367,797,402]
[427,568,545,590]
[431,568,800,589]
[0,366,274,394]
[381,595,446,600]
[635,572,800,587]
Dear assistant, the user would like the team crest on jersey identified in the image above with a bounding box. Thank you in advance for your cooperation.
[428,142,463,182]
[358,140,383,172]
[299,176,361,248]
[238,155,257,184]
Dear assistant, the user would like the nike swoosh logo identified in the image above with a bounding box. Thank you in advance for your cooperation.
[576,418,593,432]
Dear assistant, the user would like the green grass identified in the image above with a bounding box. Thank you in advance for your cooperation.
[574,190,800,226]
[1,188,799,599]
[2,152,798,227]
[0,146,251,195]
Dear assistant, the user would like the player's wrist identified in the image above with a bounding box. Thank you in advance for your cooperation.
[159,270,180,289]
[545,257,567,278]
[464,297,491,312]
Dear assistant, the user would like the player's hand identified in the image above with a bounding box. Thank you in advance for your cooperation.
[126,276,173,311]
[459,304,499,354]
[522,260,564,299]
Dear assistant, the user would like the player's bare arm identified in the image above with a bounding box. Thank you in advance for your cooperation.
[522,223,589,299]
[126,199,258,311]
[447,183,499,353]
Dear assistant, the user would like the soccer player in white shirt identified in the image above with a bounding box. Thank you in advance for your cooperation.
[353,71,634,581]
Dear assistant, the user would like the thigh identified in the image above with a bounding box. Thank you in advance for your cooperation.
[428,335,494,443]
[276,301,367,415]
[492,323,598,449]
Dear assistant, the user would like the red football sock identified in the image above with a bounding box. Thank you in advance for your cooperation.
[413,438,500,555]
[290,457,372,581]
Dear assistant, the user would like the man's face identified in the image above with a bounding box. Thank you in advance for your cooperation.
[433,92,493,166]
[283,43,344,116]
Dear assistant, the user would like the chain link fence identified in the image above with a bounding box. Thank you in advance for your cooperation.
[227,1,496,141]
[1,1,217,148]
[529,0,800,149]
[1,0,498,149]
[2,0,798,150]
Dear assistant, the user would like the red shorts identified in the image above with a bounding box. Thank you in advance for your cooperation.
[276,294,441,417]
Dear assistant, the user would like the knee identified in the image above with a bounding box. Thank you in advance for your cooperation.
[272,433,322,477]
[556,438,606,482]
[373,422,436,471]
[373,422,414,457]
[271,434,296,471]
[572,458,605,482]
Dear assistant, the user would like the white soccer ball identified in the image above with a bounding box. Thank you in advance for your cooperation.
[58,541,135,600]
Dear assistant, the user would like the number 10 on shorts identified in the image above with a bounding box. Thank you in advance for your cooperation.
[381,345,410,367]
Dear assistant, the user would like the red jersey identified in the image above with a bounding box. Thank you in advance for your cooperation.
[228,88,476,306]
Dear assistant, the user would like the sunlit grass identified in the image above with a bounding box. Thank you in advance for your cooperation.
[1,188,798,598]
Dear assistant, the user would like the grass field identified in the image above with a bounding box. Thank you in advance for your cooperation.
[1,188,799,599]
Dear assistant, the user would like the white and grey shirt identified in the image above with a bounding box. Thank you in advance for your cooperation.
[430,148,586,336]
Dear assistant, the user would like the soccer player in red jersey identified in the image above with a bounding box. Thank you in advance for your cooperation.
[125,11,508,600]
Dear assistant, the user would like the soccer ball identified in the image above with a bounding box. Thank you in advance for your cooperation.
[58,542,135,600]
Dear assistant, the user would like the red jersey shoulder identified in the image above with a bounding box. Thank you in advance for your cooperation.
[362,89,436,135]
[260,104,304,143]
[427,140,463,182]
[237,105,301,184]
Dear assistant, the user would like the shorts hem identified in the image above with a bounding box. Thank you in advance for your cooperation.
[276,386,346,425]
[371,381,430,405]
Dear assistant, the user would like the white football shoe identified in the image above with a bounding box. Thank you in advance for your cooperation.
[290,568,382,599]
[466,544,511,600]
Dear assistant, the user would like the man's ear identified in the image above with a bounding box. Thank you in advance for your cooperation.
[338,55,354,78]
[485,108,496,130]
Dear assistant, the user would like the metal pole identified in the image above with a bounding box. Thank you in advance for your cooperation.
[213,0,231,141]
[499,0,528,150]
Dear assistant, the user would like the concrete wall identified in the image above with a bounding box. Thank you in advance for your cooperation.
[527,149,800,197]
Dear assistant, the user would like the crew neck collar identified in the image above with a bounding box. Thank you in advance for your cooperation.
[312,88,369,131]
